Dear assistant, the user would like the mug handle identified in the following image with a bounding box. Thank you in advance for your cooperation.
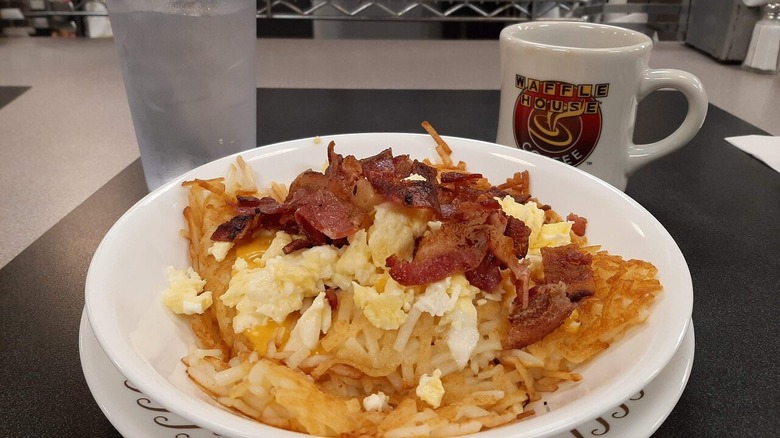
[626,69,708,175]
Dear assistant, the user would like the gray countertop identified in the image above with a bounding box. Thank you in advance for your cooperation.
[0,38,778,269]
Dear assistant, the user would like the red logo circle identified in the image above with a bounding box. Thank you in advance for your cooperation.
[513,80,602,166]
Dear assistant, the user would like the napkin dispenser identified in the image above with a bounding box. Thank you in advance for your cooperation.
[686,0,762,62]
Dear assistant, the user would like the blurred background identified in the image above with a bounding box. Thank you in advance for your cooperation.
[0,0,766,63]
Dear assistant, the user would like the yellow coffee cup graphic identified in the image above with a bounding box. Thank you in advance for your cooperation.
[528,106,587,149]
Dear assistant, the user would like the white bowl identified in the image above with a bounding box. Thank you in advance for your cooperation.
[85,133,693,438]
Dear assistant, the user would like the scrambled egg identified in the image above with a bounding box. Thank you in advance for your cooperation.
[332,229,377,290]
[497,195,545,241]
[353,276,412,330]
[414,274,477,316]
[368,202,429,267]
[207,241,233,262]
[283,292,332,352]
[221,235,340,332]
[217,202,429,335]
[411,275,481,368]
[258,231,293,265]
[362,392,391,412]
[442,295,480,369]
[416,369,445,408]
[162,267,213,315]
[497,195,572,271]
[534,221,572,249]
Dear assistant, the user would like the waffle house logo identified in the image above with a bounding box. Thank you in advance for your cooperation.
[513,75,607,166]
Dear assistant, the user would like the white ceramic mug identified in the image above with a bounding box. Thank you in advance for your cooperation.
[496,22,708,190]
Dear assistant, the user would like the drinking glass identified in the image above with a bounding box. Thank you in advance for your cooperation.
[108,0,257,191]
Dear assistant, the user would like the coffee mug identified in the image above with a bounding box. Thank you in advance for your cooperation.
[496,22,708,190]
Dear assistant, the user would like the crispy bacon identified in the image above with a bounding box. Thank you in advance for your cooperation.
[283,237,315,254]
[359,148,394,173]
[491,231,532,307]
[214,144,372,244]
[387,220,489,286]
[388,210,531,294]
[567,213,588,237]
[540,244,596,300]
[287,142,364,202]
[505,216,531,258]
[233,195,262,215]
[482,212,528,283]
[211,215,259,242]
[387,251,485,286]
[442,198,497,226]
[504,244,593,348]
[465,253,502,292]
[505,282,575,349]
[310,141,365,204]
[511,193,532,204]
[235,196,290,216]
[438,180,514,221]
[361,149,442,214]
[289,187,363,242]
[287,170,330,200]
[440,171,483,183]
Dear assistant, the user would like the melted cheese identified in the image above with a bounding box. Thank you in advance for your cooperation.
[244,318,292,355]
[244,312,328,356]
[235,231,277,269]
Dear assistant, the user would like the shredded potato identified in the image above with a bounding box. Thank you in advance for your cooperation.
[171,123,662,436]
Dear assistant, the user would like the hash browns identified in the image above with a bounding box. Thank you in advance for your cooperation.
[174,126,662,436]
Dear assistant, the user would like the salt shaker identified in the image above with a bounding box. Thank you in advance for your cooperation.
[743,2,780,74]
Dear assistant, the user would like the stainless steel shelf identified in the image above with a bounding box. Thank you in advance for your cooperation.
[17,1,588,22]
[256,0,585,22]
[8,0,688,38]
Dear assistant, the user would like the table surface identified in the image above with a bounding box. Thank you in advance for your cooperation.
[1,87,778,437]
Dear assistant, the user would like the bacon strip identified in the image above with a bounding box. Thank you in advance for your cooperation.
[387,251,485,286]
[465,253,502,292]
[440,172,483,183]
[211,215,260,242]
[234,196,290,215]
[505,216,531,259]
[212,144,370,244]
[540,244,596,300]
[504,245,595,348]
[361,149,442,214]
[567,213,588,237]
[289,187,362,241]
[388,209,532,295]
[505,282,575,349]
[387,220,489,286]
[283,237,315,255]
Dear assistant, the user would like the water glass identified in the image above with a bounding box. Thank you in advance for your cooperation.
[108,0,257,191]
